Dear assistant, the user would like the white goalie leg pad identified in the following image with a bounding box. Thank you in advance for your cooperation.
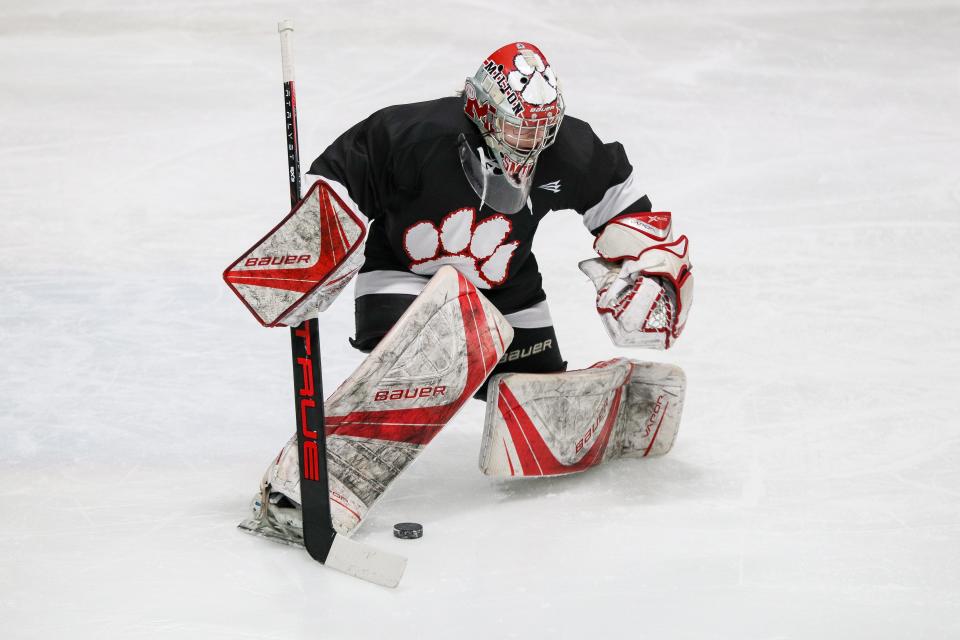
[616,361,686,458]
[479,358,686,477]
[241,266,513,543]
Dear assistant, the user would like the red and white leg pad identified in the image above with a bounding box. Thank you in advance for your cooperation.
[240,266,513,544]
[478,358,686,477]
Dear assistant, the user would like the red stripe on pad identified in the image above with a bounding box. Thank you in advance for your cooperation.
[496,381,624,475]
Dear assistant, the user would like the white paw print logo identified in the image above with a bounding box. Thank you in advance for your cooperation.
[403,208,519,289]
[507,52,558,106]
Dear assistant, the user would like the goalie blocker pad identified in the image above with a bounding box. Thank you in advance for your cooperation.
[479,358,685,477]
[240,266,513,543]
[223,179,366,327]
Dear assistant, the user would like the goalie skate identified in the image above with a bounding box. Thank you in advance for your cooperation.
[240,266,513,544]
[478,358,686,477]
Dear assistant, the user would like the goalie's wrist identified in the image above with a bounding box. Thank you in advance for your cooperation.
[594,212,674,262]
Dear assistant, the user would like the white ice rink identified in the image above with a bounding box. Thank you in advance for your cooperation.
[2,1,958,638]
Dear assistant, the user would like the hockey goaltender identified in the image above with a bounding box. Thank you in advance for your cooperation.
[225,40,693,550]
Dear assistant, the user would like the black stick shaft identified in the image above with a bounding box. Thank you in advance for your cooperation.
[280,24,336,561]
[283,77,302,206]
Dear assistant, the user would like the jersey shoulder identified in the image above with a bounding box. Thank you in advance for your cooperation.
[366,96,472,153]
[546,114,608,170]
[536,115,636,216]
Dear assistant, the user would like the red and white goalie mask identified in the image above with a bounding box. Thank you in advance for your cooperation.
[461,42,565,214]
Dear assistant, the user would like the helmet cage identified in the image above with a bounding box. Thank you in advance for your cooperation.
[465,71,564,182]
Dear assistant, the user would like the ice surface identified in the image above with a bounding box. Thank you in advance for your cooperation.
[2,1,959,638]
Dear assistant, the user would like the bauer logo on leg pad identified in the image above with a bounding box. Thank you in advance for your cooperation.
[373,386,447,401]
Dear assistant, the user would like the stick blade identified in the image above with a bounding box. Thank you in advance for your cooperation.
[324,534,407,588]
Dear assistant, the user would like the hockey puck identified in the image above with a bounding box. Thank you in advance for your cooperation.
[393,522,423,539]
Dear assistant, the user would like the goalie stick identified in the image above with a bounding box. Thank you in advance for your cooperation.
[276,20,406,588]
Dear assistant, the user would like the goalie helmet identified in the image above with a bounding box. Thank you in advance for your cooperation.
[460,42,565,214]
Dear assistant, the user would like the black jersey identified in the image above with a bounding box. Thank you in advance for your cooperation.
[306,96,651,314]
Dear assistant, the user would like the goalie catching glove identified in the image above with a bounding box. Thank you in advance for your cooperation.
[579,212,693,349]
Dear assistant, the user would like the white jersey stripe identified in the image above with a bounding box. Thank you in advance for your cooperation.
[354,270,430,297]
[581,171,647,232]
[503,301,553,329]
